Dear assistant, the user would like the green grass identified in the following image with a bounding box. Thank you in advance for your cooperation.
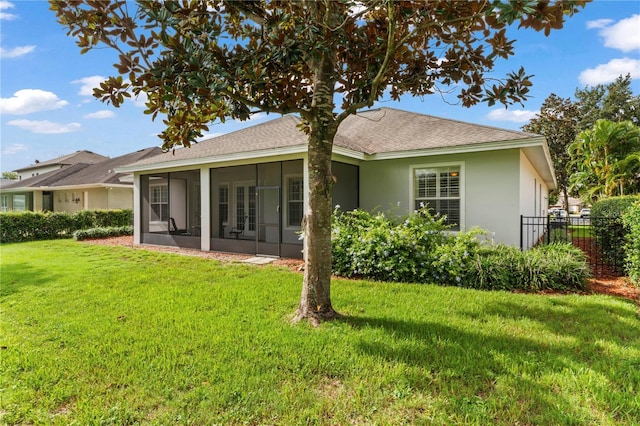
[1,240,639,425]
[568,225,595,238]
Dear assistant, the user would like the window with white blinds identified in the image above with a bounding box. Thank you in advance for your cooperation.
[414,166,461,230]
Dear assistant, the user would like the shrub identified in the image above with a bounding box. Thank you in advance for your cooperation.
[73,226,133,241]
[331,208,590,291]
[468,243,590,292]
[622,201,640,285]
[0,209,133,243]
[590,195,639,269]
[331,208,450,282]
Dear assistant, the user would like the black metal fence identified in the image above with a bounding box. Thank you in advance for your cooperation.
[521,215,627,276]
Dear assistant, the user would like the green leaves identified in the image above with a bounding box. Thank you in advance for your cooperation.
[51,0,589,151]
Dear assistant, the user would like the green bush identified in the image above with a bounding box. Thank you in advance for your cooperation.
[622,201,640,285]
[331,208,450,282]
[468,243,590,292]
[0,209,133,243]
[590,195,639,269]
[331,209,590,291]
[590,195,640,218]
[73,226,133,241]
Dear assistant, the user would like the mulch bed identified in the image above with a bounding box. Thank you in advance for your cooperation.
[82,236,638,303]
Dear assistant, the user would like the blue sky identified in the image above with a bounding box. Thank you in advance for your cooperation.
[1,1,639,173]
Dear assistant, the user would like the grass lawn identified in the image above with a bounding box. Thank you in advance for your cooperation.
[568,225,595,238]
[1,240,639,425]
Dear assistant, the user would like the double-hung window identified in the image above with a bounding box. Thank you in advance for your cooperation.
[150,185,169,222]
[287,176,304,227]
[414,165,461,230]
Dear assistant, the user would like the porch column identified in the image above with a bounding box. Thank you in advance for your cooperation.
[133,173,141,245]
[200,166,211,251]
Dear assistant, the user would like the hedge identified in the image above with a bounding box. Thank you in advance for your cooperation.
[590,195,640,272]
[73,226,134,241]
[0,209,133,243]
[622,201,640,285]
[331,208,590,292]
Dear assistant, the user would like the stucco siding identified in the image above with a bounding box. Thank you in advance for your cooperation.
[106,187,134,209]
[519,151,549,218]
[360,149,522,246]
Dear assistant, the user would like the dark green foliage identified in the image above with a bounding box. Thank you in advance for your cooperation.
[591,196,639,268]
[0,209,133,243]
[468,244,590,292]
[331,208,450,282]
[622,201,640,285]
[73,226,133,241]
[591,195,640,218]
[331,209,590,291]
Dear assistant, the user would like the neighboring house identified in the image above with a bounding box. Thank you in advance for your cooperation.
[13,150,109,181]
[1,147,162,213]
[117,108,555,258]
[550,193,584,214]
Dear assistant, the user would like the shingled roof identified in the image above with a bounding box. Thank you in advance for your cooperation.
[2,147,162,190]
[13,150,109,173]
[121,108,542,170]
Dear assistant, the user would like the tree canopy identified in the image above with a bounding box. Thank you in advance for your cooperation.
[575,74,640,132]
[524,73,639,207]
[522,94,578,210]
[568,119,640,202]
[52,0,589,323]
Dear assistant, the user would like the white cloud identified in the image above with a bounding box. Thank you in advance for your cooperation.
[1,143,28,155]
[587,14,640,52]
[579,57,640,85]
[83,110,115,119]
[586,19,613,30]
[0,89,68,115]
[133,91,148,107]
[7,119,82,134]
[0,0,16,20]
[0,45,35,58]
[72,75,107,96]
[487,108,537,123]
[597,14,640,52]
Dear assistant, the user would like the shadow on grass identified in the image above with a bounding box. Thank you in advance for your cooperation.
[0,262,55,297]
[343,303,639,422]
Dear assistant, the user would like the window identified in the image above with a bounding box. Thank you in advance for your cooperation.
[150,185,168,222]
[1,195,8,212]
[414,166,461,230]
[287,176,304,227]
[13,194,26,211]
[234,184,256,232]
[219,185,229,225]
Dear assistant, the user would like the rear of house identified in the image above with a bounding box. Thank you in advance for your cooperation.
[117,108,554,258]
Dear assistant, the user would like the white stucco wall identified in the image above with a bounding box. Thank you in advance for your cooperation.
[359,149,523,247]
[519,151,549,218]
[51,187,133,212]
[106,187,133,209]
[519,151,550,249]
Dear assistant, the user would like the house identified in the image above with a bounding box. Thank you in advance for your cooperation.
[116,108,555,258]
[13,150,109,181]
[1,147,162,213]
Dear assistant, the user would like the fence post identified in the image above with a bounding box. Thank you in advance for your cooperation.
[520,215,523,250]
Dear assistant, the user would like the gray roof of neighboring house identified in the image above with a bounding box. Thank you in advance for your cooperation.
[13,150,109,173]
[123,107,541,169]
[2,147,162,190]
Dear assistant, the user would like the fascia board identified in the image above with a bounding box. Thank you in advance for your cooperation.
[115,144,309,173]
[364,137,547,161]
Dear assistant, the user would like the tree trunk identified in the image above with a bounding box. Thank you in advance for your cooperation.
[292,44,339,325]
[292,125,338,325]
